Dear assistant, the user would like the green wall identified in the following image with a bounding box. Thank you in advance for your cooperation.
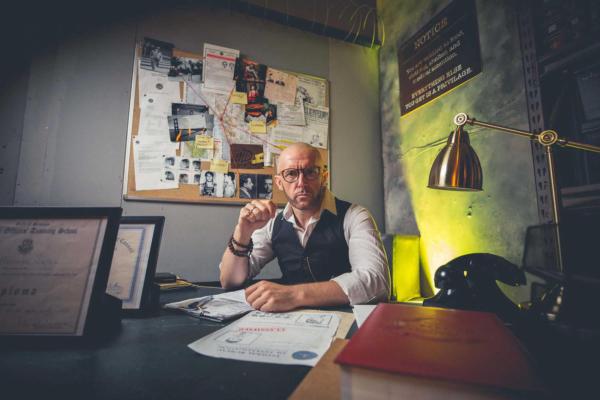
[378,0,539,300]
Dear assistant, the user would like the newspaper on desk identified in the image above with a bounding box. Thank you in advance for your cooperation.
[188,310,340,366]
[164,289,253,322]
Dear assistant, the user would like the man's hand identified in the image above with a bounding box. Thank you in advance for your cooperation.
[234,200,277,243]
[245,281,301,312]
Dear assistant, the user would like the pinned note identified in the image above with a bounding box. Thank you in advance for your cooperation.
[249,120,267,134]
[231,91,248,104]
[211,159,229,173]
[251,153,264,164]
[195,136,214,149]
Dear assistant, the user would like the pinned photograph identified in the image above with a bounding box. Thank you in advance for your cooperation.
[257,175,273,200]
[200,170,218,197]
[192,160,201,171]
[164,170,175,181]
[179,173,190,184]
[244,103,277,126]
[180,158,190,170]
[222,172,237,198]
[140,37,174,74]
[239,174,258,199]
[164,156,176,168]
[168,104,210,142]
[235,58,267,104]
[168,56,202,82]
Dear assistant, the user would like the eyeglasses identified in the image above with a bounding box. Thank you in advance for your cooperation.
[279,167,321,183]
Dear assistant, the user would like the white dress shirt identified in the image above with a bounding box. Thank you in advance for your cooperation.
[248,189,390,305]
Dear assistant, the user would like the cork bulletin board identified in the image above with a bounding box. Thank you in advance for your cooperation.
[123,42,330,206]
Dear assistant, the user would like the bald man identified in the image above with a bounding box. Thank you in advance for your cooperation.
[220,143,390,312]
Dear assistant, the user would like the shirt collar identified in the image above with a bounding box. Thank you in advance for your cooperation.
[282,188,337,223]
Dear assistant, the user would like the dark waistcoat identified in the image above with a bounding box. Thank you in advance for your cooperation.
[272,198,352,284]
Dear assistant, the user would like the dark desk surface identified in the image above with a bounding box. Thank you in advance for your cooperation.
[0,287,351,400]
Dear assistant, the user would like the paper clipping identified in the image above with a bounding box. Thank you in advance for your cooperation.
[133,136,179,191]
[296,74,327,107]
[264,68,297,105]
[303,105,329,149]
[203,43,239,92]
[188,310,340,366]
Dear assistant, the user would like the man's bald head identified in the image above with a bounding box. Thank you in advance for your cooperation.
[277,143,323,173]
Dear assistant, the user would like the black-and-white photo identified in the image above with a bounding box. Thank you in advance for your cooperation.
[239,174,258,199]
[222,172,236,198]
[180,158,190,170]
[164,170,175,181]
[169,56,202,82]
[193,173,202,184]
[257,175,273,200]
[179,173,189,184]
[192,160,201,171]
[164,156,175,167]
[140,37,173,74]
[200,171,218,197]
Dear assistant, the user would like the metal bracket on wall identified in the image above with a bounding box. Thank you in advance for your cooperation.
[516,2,553,225]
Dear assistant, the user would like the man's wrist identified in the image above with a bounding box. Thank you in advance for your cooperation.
[233,225,253,245]
[293,285,306,308]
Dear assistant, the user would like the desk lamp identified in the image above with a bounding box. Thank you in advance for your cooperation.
[427,112,600,324]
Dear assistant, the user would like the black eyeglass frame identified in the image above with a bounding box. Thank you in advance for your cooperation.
[277,167,322,183]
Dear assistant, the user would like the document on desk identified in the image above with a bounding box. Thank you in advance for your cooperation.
[188,310,340,366]
[164,289,254,322]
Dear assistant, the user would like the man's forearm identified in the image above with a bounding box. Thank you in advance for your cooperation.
[219,248,250,289]
[220,224,254,288]
[294,280,349,308]
[244,280,349,312]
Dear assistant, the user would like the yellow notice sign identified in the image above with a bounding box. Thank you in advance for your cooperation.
[195,136,214,149]
[210,159,229,173]
[249,120,267,134]
[231,91,248,104]
[251,153,264,164]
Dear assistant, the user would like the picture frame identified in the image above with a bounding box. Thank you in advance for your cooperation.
[106,216,165,315]
[0,207,123,339]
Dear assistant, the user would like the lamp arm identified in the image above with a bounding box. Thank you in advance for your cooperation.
[453,113,575,272]
[454,112,600,154]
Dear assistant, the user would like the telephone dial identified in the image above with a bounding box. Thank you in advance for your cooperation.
[422,253,526,322]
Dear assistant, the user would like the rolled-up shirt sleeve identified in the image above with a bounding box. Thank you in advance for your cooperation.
[331,205,390,305]
[247,219,276,278]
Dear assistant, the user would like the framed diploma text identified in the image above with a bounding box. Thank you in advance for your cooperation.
[0,207,122,338]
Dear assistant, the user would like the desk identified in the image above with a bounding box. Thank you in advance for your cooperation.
[0,286,354,400]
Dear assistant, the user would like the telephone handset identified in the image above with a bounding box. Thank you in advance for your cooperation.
[423,253,526,322]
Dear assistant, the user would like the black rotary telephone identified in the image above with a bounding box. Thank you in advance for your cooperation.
[422,253,526,322]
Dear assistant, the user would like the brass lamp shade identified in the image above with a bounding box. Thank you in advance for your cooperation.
[428,126,483,191]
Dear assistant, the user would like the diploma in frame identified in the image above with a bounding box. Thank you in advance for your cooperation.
[106,216,164,314]
[0,207,122,338]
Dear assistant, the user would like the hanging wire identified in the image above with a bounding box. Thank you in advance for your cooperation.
[378,14,386,47]
[321,0,330,35]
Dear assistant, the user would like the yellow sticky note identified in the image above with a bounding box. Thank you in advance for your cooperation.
[195,136,214,149]
[231,91,248,104]
[251,153,264,164]
[211,159,229,173]
[249,120,267,134]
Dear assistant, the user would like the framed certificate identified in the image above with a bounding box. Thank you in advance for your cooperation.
[106,216,164,314]
[0,207,122,337]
